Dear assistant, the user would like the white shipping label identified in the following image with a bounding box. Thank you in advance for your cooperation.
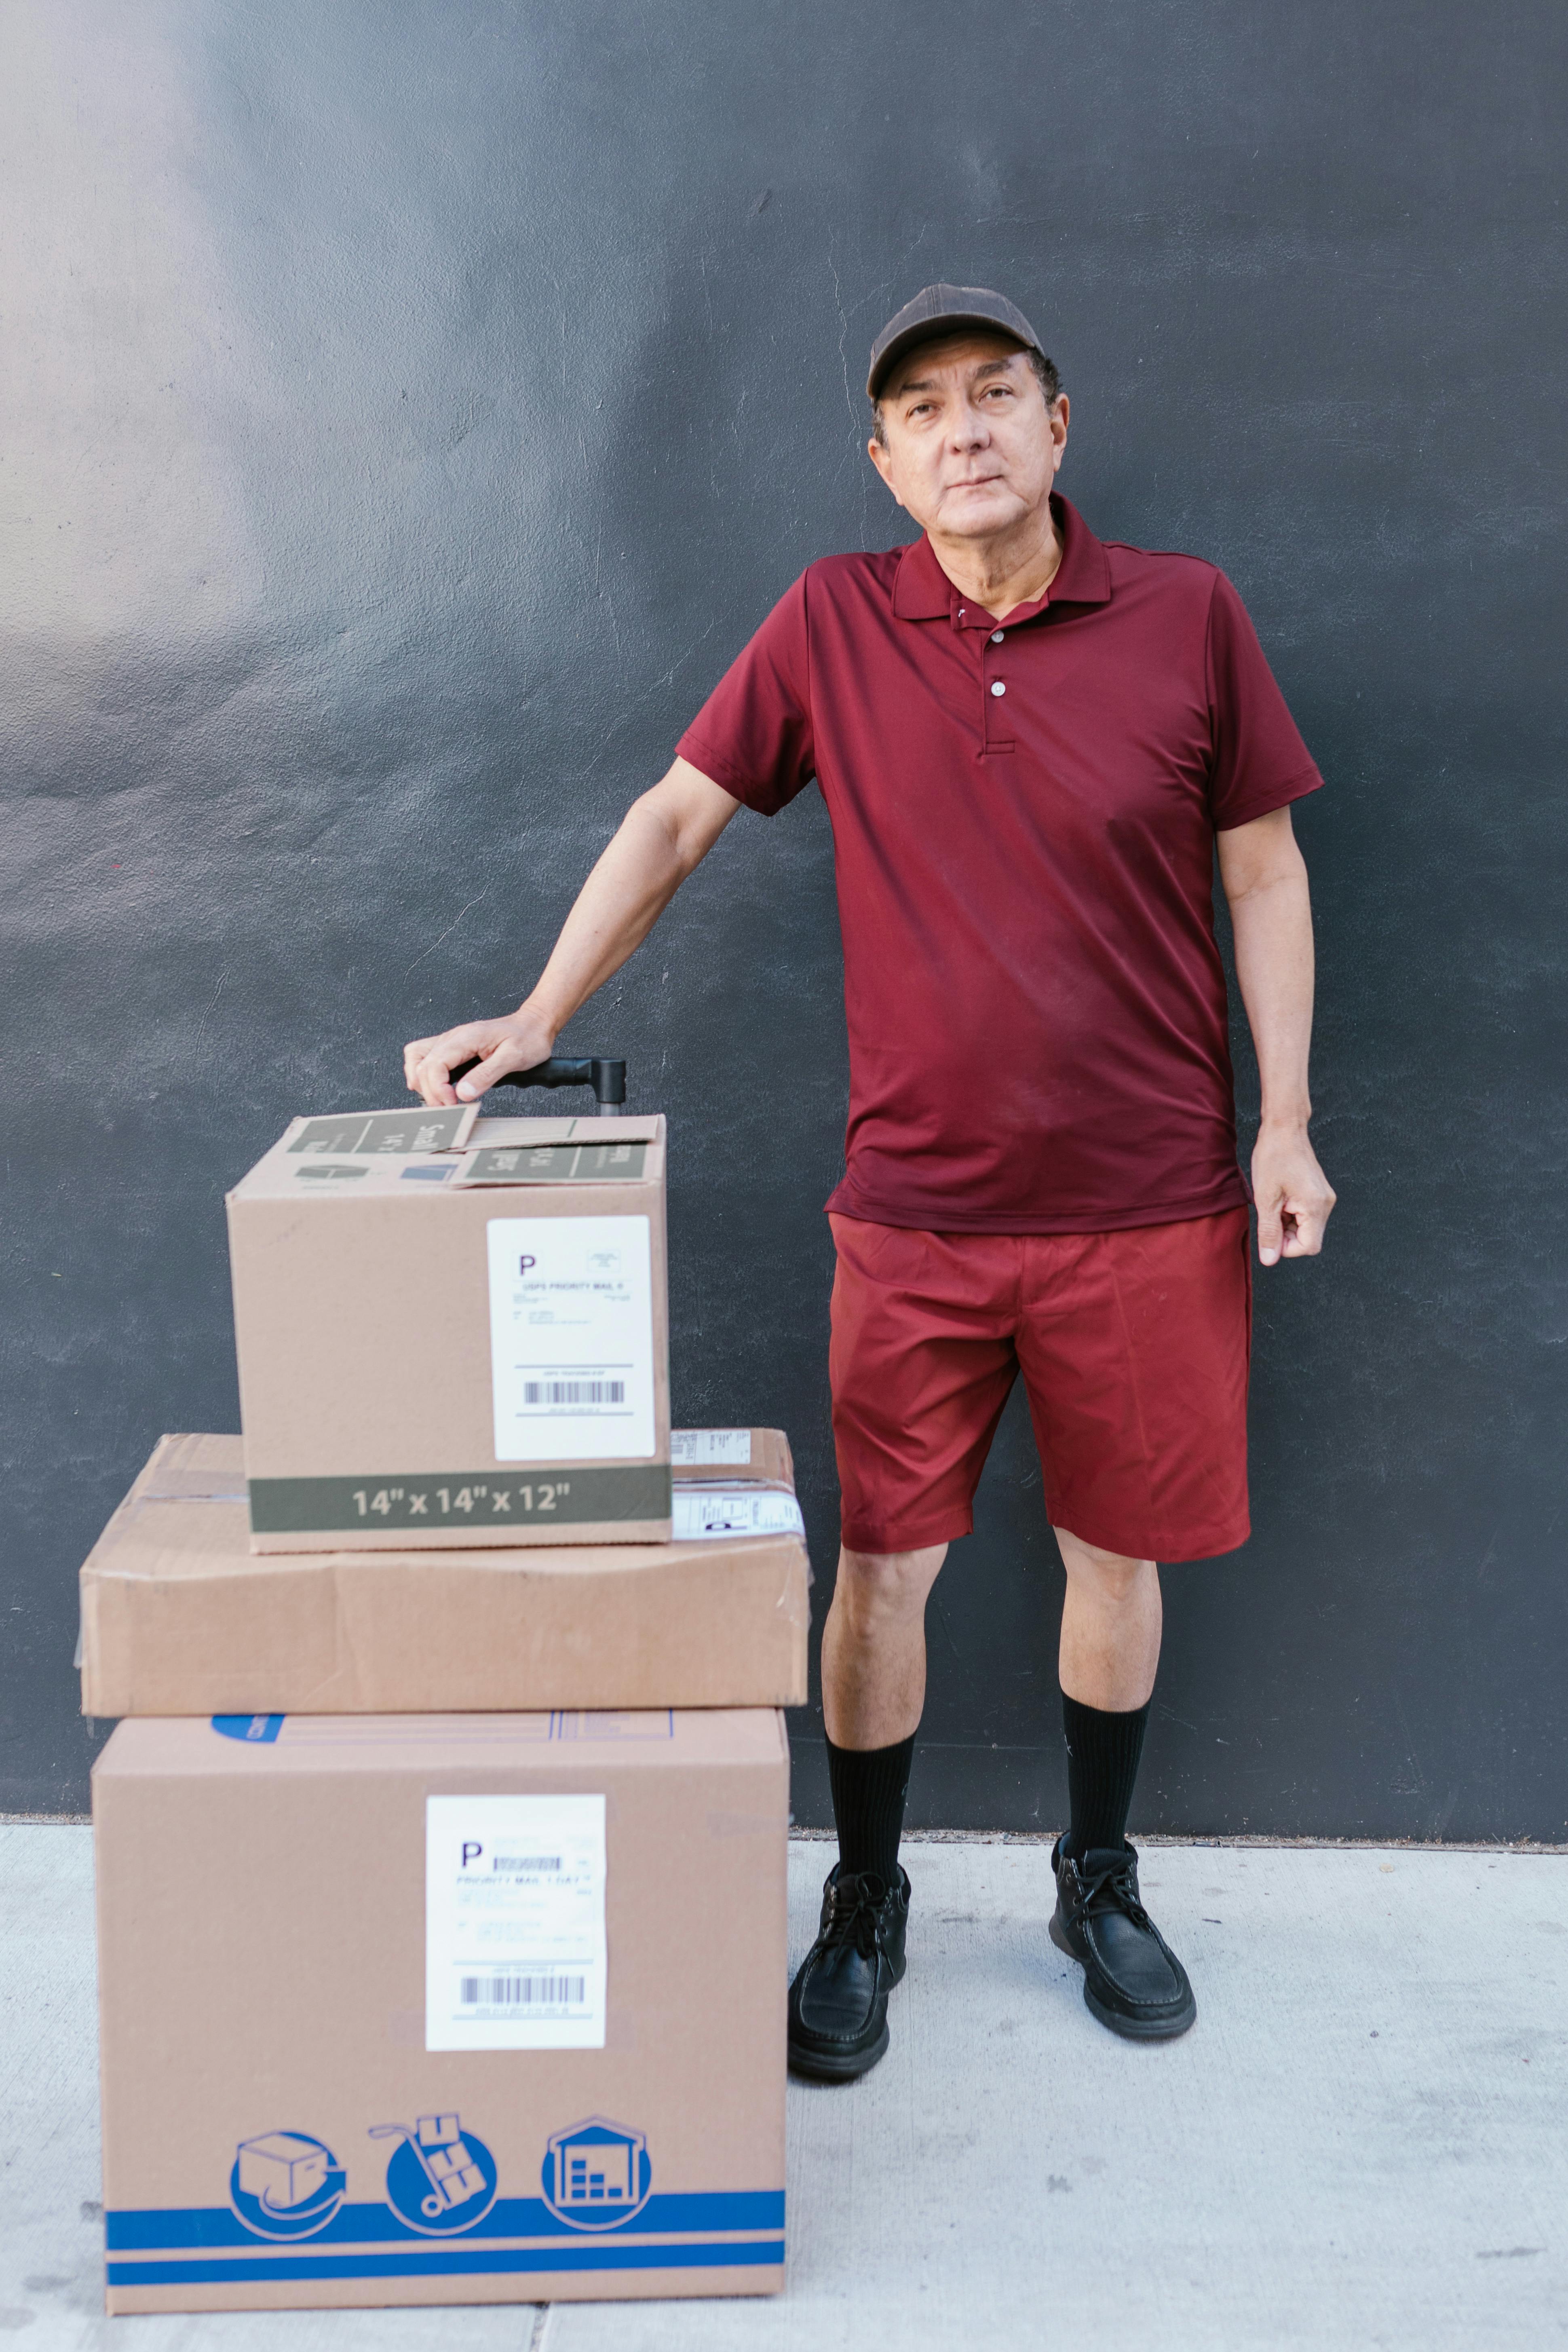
[671,1488,805,1539]
[670,1428,754,1466]
[487,1216,655,1461]
[426,1795,607,2051]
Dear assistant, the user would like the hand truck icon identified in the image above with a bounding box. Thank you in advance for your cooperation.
[370,2113,488,2219]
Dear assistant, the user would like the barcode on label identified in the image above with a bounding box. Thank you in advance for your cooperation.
[459,1974,586,2008]
[521,1379,626,1406]
[492,1855,560,1873]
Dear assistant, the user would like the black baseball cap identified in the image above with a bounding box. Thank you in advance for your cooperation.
[867,282,1045,401]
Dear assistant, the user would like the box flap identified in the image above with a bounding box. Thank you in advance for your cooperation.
[285,1106,479,1156]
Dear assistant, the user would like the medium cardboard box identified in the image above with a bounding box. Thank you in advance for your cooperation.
[95,1707,787,2314]
[227,1109,671,1552]
[79,1434,809,1717]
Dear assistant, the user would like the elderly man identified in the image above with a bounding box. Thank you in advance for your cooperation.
[405,283,1335,2080]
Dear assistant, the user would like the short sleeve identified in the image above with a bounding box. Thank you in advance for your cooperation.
[676,571,815,816]
[1205,571,1323,830]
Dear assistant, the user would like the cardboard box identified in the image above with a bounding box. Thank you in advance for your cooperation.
[669,1423,804,1544]
[671,1427,794,1486]
[228,1111,671,1551]
[94,1707,787,2313]
[79,1434,809,1717]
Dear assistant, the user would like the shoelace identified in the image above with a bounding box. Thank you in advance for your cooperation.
[821,1875,891,1962]
[1065,1856,1154,1937]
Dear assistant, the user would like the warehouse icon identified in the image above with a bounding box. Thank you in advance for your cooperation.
[541,2118,651,2230]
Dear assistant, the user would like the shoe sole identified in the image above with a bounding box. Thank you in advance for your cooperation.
[787,2020,891,2082]
[1048,1913,1198,2041]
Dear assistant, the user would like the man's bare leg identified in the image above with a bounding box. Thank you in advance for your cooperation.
[1055,1528,1161,1711]
[820,1542,948,1748]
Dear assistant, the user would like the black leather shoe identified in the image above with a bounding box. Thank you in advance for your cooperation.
[787,1864,910,2081]
[1050,1839,1197,2040]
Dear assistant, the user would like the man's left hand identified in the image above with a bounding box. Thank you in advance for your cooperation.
[1251,1126,1336,1266]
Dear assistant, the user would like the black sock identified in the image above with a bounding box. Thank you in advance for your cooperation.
[1059,1692,1149,1860]
[826,1733,916,1888]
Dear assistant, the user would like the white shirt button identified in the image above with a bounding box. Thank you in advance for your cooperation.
[991,630,1005,643]
[990,680,1007,697]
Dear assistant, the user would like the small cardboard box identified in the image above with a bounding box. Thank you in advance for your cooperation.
[94,1707,787,2313]
[671,1427,794,1485]
[79,1434,809,1717]
[227,1111,671,1552]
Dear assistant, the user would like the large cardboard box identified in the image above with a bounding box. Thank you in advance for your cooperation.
[79,1434,809,1717]
[228,1109,671,1552]
[95,1707,788,2314]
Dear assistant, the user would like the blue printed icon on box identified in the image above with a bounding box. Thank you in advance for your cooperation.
[229,2132,346,2238]
[542,2118,651,2230]
[371,2113,498,2235]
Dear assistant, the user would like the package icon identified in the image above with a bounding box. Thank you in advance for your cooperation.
[417,2114,486,2206]
[236,2133,329,2212]
[426,2142,486,2205]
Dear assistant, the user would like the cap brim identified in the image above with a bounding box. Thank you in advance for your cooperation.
[867,315,1033,400]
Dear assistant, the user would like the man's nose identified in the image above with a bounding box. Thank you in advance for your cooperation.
[950,401,990,447]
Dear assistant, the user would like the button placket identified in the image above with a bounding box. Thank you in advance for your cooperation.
[981,615,1014,755]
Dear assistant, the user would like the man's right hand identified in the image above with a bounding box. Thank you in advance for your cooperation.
[404,1006,557,1107]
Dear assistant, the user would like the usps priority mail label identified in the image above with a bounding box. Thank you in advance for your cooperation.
[670,1428,753,1466]
[426,1795,607,2051]
[487,1216,655,1461]
[671,1488,805,1539]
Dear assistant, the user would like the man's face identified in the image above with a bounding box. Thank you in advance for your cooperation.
[867,333,1067,542]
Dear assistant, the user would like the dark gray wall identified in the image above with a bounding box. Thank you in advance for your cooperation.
[4,0,1565,1833]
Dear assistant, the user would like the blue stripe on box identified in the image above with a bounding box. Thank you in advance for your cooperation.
[107,2191,785,2250]
[108,2238,785,2286]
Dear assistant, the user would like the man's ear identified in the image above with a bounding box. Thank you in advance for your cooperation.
[867,435,903,507]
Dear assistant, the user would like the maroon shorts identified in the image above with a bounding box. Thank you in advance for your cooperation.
[828,1206,1252,1562]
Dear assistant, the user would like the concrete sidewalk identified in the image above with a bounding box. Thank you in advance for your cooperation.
[2,1826,1564,2350]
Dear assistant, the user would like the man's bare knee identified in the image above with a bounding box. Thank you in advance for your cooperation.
[832,1543,947,1640]
[1055,1527,1156,1607]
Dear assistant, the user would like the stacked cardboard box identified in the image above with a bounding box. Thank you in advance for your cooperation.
[78,1430,806,1715]
[87,1107,805,2315]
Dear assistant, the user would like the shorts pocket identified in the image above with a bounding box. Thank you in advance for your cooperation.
[831,1215,933,1289]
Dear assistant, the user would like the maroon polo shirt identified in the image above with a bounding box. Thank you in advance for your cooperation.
[677,495,1323,1233]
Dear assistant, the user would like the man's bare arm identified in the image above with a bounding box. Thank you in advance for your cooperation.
[1217,803,1336,1266]
[405,757,741,1107]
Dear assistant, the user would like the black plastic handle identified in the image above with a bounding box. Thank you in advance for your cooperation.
[450,1054,627,1108]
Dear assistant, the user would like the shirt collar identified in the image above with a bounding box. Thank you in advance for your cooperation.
[891,494,1112,624]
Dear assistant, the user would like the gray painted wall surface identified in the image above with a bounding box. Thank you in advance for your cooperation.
[4,1,1564,1832]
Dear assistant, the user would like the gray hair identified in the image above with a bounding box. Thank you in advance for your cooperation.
[871,343,1063,449]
